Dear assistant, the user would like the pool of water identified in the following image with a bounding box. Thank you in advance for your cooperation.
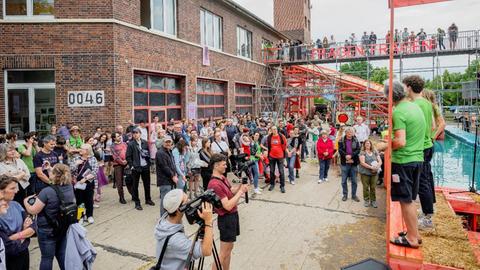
[432,133,480,190]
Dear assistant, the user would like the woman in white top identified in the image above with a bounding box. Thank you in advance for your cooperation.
[0,144,30,205]
[211,131,230,156]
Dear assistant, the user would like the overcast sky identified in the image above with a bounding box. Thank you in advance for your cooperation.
[234,0,480,79]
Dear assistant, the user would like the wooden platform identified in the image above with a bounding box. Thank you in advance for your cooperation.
[388,188,480,270]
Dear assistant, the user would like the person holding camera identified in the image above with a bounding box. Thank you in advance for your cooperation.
[126,128,155,211]
[207,154,248,270]
[153,189,213,270]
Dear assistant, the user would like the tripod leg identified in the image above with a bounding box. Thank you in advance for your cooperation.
[211,240,223,270]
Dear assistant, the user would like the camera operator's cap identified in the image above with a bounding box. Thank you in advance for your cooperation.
[163,135,173,142]
[163,189,184,214]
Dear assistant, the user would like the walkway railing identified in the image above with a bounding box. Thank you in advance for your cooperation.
[262,30,480,64]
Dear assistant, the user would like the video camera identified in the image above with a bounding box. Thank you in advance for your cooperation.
[232,153,255,179]
[179,189,222,226]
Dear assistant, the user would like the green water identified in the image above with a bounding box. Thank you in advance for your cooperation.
[432,134,479,190]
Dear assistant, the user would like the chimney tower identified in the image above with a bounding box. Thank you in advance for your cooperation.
[274,0,312,43]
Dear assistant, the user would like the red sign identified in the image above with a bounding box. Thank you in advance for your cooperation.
[390,0,450,8]
[337,113,349,123]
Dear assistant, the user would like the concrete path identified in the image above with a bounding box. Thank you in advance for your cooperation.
[29,161,386,269]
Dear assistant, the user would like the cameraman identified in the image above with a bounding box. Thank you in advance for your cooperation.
[154,189,213,269]
[207,153,248,270]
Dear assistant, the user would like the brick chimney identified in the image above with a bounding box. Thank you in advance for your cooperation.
[274,0,312,43]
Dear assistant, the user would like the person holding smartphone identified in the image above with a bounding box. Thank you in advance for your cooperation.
[69,144,98,225]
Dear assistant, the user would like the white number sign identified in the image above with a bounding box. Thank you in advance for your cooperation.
[67,91,105,107]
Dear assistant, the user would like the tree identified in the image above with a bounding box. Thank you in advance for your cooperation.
[339,61,388,84]
[371,67,389,84]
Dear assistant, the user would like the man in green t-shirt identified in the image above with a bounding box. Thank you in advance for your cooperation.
[385,80,425,249]
[404,75,435,230]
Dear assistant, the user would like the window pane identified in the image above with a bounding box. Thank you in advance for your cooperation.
[152,0,164,31]
[214,16,221,49]
[149,93,165,106]
[134,74,147,88]
[197,95,204,105]
[165,0,176,35]
[7,70,54,84]
[167,94,181,106]
[206,12,213,47]
[134,92,148,106]
[149,76,165,89]
[165,78,179,90]
[197,80,204,92]
[151,110,166,122]
[204,82,214,93]
[6,0,27,15]
[167,108,181,121]
[215,107,224,117]
[197,108,204,119]
[214,83,224,93]
[134,109,148,123]
[215,95,224,105]
[205,95,215,105]
[33,0,54,15]
[204,108,214,117]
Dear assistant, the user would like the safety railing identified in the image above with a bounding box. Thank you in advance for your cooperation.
[262,30,480,64]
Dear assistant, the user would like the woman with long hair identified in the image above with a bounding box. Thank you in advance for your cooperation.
[358,139,382,208]
[24,163,75,270]
[187,136,205,198]
[172,140,190,191]
[0,144,30,205]
[0,175,35,270]
[199,138,213,189]
[423,89,446,140]
[93,134,109,204]
[69,144,98,225]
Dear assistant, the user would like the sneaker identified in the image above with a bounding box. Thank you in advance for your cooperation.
[280,187,286,193]
[352,196,360,202]
[342,195,347,201]
[371,201,378,208]
[324,178,329,182]
[268,186,274,191]
[87,217,94,224]
[318,179,323,184]
[254,188,262,194]
[290,181,295,185]
[418,217,434,230]
[93,204,100,208]
[364,201,370,207]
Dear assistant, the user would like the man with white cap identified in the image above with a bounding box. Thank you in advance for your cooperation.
[154,189,213,269]
[156,135,178,216]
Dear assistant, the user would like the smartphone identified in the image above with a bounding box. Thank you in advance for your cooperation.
[27,196,37,206]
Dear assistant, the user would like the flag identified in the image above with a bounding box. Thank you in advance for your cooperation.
[390,0,450,8]
[202,46,210,66]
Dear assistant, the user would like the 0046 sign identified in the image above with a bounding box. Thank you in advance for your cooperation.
[67,91,105,107]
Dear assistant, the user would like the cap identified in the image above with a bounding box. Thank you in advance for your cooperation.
[132,127,141,133]
[163,189,184,214]
[70,126,80,131]
[163,135,173,142]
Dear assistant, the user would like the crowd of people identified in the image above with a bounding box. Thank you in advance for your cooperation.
[263,23,460,61]
[0,73,447,269]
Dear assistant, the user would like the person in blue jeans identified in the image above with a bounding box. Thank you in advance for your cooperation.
[338,127,361,202]
[24,163,76,270]
[286,128,302,185]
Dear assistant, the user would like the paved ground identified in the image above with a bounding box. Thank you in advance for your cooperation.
[29,161,386,270]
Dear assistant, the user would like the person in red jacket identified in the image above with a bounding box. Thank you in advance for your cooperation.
[316,129,334,183]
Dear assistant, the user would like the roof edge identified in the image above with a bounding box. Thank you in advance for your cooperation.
[222,0,289,40]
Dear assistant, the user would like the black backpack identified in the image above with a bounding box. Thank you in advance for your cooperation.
[45,185,78,237]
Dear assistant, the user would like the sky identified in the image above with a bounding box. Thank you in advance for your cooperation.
[233,0,480,79]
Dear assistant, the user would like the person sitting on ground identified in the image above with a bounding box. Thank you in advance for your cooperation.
[153,189,213,270]
[385,80,425,249]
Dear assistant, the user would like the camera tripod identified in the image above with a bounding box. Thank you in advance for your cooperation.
[186,224,223,270]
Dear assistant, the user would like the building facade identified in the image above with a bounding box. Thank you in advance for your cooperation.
[0,0,287,136]
[274,0,311,43]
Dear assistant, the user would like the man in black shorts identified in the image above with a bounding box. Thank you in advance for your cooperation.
[385,81,426,249]
[207,154,248,270]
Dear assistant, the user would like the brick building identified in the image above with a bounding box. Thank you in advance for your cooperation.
[274,0,311,43]
[0,0,291,136]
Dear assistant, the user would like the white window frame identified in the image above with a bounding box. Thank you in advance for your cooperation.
[236,26,253,59]
[3,0,54,20]
[150,0,177,36]
[200,9,223,51]
[4,70,56,133]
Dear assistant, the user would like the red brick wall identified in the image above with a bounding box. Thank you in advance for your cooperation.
[112,0,141,25]
[55,0,112,19]
[274,0,311,42]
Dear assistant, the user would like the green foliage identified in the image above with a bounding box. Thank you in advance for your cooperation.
[314,97,327,104]
[371,67,389,84]
[339,61,388,84]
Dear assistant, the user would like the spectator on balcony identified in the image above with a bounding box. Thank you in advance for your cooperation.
[417,28,427,52]
[329,35,336,48]
[315,38,322,49]
[394,29,401,44]
[369,31,377,55]
[409,31,416,52]
[385,31,391,54]
[322,36,329,49]
[402,28,409,52]
[361,32,370,54]
[448,23,458,49]
[349,33,356,56]
[437,28,446,50]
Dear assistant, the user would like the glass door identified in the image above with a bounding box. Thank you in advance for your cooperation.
[34,88,55,137]
[7,89,30,137]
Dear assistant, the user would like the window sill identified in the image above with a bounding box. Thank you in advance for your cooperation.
[4,15,54,21]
